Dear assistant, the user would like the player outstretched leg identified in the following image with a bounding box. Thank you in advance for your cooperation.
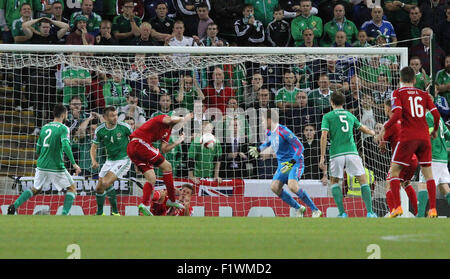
[138,170,156,216]
[158,160,183,209]
[271,180,306,217]
[8,188,37,215]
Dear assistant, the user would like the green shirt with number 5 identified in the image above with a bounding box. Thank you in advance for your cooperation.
[321,108,361,159]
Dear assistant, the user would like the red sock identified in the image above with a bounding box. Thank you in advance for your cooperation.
[386,190,395,212]
[163,172,176,202]
[426,179,437,209]
[141,182,154,206]
[404,185,418,215]
[390,178,401,208]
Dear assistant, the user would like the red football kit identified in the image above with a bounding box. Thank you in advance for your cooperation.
[151,191,193,216]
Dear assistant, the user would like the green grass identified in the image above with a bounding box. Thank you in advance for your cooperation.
[0,216,449,259]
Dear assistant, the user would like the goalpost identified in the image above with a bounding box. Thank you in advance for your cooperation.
[0,44,411,217]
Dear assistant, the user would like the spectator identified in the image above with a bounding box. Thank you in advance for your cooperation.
[302,124,327,184]
[148,1,175,45]
[200,22,229,46]
[112,0,142,45]
[131,21,158,45]
[352,29,371,47]
[320,3,358,47]
[419,0,446,34]
[279,0,301,20]
[144,0,177,21]
[282,90,320,134]
[435,55,450,106]
[102,69,132,108]
[247,62,283,94]
[245,0,279,27]
[297,28,317,47]
[252,86,275,109]
[307,73,333,114]
[234,4,265,46]
[165,20,200,65]
[209,0,245,44]
[118,91,147,129]
[175,74,205,112]
[65,96,90,164]
[437,6,450,54]
[384,0,419,29]
[95,19,118,45]
[150,93,173,118]
[374,34,400,73]
[173,0,211,36]
[291,0,323,46]
[409,56,431,91]
[24,17,69,44]
[240,72,264,109]
[66,14,95,45]
[409,27,446,76]
[203,67,236,114]
[74,117,104,176]
[135,73,170,116]
[363,122,390,180]
[86,69,108,111]
[0,0,44,44]
[117,0,145,19]
[266,5,291,47]
[275,70,302,110]
[351,0,373,29]
[291,61,313,90]
[196,2,214,40]
[11,3,33,44]
[371,73,393,115]
[123,115,136,131]
[69,0,102,37]
[361,93,376,140]
[317,0,352,24]
[360,56,392,90]
[332,30,352,47]
[62,53,92,108]
[49,1,70,44]
[221,111,250,179]
[325,59,350,94]
[345,75,361,118]
[188,121,223,184]
[396,5,427,48]
[361,5,397,46]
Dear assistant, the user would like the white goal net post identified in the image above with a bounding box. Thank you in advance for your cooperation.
[0,44,410,217]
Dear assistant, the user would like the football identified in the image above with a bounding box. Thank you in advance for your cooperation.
[201,133,216,149]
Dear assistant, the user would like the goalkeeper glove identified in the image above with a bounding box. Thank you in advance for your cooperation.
[280,159,297,174]
[249,146,259,158]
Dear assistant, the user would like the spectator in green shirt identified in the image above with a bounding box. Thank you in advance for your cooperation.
[62,53,92,108]
[352,30,371,47]
[11,3,33,43]
[102,68,132,107]
[112,0,141,45]
[175,74,205,112]
[320,3,358,47]
[435,55,450,105]
[291,0,323,46]
[308,73,333,114]
[69,0,102,37]
[409,56,430,91]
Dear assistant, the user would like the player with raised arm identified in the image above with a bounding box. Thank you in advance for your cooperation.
[249,109,322,218]
[416,107,450,217]
[319,91,377,218]
[7,104,81,215]
[127,113,192,216]
[90,106,133,216]
[384,66,441,218]
[379,98,418,216]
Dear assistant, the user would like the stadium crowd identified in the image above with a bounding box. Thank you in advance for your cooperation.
[1,0,449,182]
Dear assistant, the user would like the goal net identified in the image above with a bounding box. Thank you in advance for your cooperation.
[0,45,409,217]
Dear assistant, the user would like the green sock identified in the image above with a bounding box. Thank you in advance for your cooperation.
[62,192,76,215]
[14,189,33,208]
[105,186,118,214]
[445,193,450,206]
[417,190,428,217]
[96,192,106,215]
[331,184,345,215]
[361,184,373,213]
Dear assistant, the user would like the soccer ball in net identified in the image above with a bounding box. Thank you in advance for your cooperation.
[201,133,216,150]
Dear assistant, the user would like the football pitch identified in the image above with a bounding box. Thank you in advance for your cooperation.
[0,216,448,259]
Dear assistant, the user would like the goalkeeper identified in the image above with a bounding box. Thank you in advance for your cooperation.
[249,109,322,218]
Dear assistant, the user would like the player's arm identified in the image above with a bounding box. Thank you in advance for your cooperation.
[426,94,441,139]
[358,124,376,136]
[162,113,193,127]
[319,130,328,171]
[90,142,99,169]
[62,138,81,175]
[160,133,185,154]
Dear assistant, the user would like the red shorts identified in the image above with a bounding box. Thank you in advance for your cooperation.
[126,139,165,173]
[392,139,432,167]
[387,154,419,182]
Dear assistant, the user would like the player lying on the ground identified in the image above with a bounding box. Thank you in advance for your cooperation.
[249,109,322,218]
[319,91,377,218]
[8,104,81,215]
[416,106,450,217]
[379,98,418,216]
[147,184,194,216]
[127,113,192,216]
[383,66,441,218]
[90,106,133,216]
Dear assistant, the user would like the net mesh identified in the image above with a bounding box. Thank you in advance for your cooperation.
[0,48,405,217]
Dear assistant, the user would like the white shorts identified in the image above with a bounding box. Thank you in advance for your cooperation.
[34,168,74,191]
[330,155,365,179]
[419,162,450,185]
[99,158,131,178]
